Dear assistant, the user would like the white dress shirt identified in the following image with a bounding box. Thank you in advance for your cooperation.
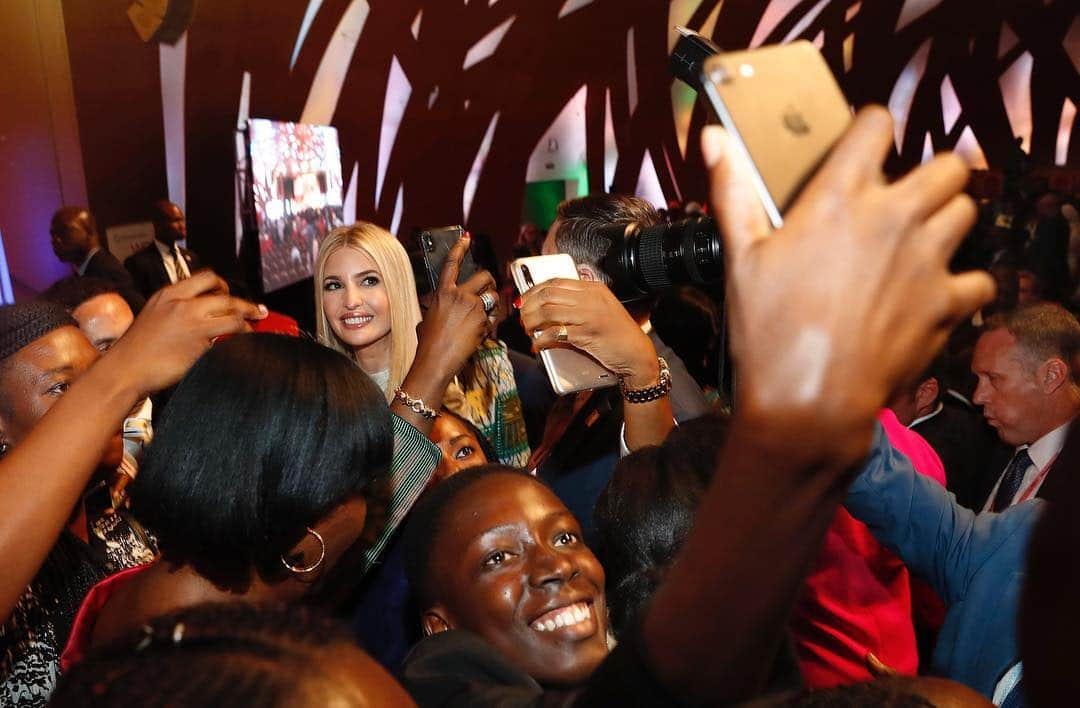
[154,239,191,284]
[982,420,1071,511]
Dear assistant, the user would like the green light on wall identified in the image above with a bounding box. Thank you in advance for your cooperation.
[522,163,589,229]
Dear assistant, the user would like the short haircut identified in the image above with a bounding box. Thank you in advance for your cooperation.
[436,407,497,462]
[50,206,97,237]
[130,334,393,591]
[594,414,729,638]
[50,602,364,707]
[984,303,1080,380]
[403,464,531,607]
[553,194,660,283]
[40,275,144,316]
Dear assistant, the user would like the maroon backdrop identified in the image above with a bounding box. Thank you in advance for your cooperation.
[61,0,1078,285]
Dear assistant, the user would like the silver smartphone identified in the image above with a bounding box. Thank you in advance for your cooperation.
[699,41,852,228]
[510,254,618,396]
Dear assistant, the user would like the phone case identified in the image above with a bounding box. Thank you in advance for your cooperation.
[511,255,618,396]
[419,226,477,291]
[700,41,852,228]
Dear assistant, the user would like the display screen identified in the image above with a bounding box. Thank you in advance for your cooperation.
[248,119,345,293]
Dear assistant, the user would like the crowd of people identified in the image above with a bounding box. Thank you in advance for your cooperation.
[2,105,1079,707]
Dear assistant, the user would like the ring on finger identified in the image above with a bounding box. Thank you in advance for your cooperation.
[479,290,497,314]
[555,324,569,343]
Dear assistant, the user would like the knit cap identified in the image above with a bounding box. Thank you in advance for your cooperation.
[0,300,79,362]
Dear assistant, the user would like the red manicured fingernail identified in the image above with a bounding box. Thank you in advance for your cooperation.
[513,295,522,309]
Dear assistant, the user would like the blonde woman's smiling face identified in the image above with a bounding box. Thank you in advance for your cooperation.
[322,247,392,367]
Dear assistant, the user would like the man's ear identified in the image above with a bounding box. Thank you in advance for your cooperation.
[421,607,454,637]
[914,377,940,414]
[577,264,600,282]
[1042,358,1069,394]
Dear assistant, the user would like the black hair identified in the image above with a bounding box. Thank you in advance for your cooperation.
[436,407,497,463]
[786,679,935,707]
[403,464,532,607]
[40,275,145,316]
[50,602,367,707]
[652,285,722,390]
[593,414,729,638]
[130,334,393,592]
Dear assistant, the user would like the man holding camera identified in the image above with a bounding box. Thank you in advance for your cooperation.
[541,194,711,421]
[522,194,709,541]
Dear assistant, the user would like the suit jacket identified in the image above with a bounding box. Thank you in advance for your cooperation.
[83,249,135,288]
[846,427,1041,699]
[124,242,203,298]
[912,398,1012,510]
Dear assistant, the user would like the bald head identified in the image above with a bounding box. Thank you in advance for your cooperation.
[151,200,186,245]
[73,293,134,352]
[49,207,100,264]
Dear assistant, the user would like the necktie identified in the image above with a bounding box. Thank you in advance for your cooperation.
[992,448,1033,512]
[172,248,187,281]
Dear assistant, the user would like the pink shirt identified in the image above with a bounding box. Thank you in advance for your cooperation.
[790,409,946,688]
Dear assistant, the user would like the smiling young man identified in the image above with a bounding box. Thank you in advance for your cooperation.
[971,303,1080,511]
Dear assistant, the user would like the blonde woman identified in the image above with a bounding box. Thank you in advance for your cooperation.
[316,222,531,467]
[316,223,423,399]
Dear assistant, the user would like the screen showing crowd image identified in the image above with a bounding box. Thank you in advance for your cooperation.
[248,119,345,293]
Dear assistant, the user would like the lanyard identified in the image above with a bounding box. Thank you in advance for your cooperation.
[1014,451,1059,504]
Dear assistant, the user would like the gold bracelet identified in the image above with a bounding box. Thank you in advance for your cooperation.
[393,387,438,419]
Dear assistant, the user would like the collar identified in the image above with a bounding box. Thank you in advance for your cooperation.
[945,389,972,407]
[1024,419,1072,470]
[909,401,944,428]
[75,247,101,276]
[154,239,180,257]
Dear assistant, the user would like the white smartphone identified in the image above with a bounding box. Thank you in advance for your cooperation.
[510,254,618,396]
[699,41,853,228]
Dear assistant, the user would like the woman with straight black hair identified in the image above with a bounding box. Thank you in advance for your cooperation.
[59,333,394,669]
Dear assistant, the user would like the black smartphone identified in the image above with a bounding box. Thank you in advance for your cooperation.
[416,225,478,293]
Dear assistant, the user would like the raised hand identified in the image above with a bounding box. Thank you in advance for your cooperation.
[107,270,267,395]
[413,234,496,382]
[707,106,993,461]
[518,278,659,388]
[396,235,497,432]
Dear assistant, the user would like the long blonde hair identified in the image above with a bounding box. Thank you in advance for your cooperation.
[315,223,422,401]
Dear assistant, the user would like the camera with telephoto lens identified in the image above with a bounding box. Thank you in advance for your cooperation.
[598,215,724,302]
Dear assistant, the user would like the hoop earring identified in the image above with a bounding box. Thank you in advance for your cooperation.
[280,527,326,574]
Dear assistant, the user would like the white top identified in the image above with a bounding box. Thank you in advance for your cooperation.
[154,239,191,284]
[982,419,1072,511]
[369,368,391,395]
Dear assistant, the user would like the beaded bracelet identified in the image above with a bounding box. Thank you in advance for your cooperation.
[619,357,672,403]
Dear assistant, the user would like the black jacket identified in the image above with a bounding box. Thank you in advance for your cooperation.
[124,242,203,298]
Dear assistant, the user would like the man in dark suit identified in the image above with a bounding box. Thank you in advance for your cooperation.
[49,207,134,288]
[890,356,1011,510]
[124,200,203,298]
[527,194,709,541]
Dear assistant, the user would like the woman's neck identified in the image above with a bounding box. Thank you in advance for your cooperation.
[352,334,392,376]
[92,561,296,649]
